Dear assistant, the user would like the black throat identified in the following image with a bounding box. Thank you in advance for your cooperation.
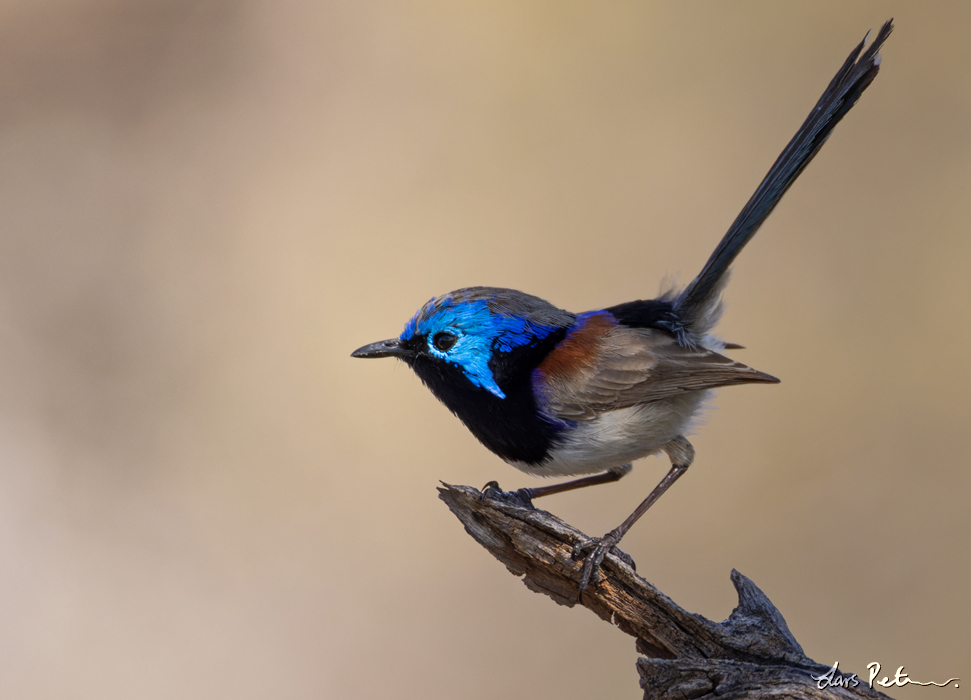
[405,327,569,466]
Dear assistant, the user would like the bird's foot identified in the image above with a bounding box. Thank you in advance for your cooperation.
[480,481,536,509]
[573,529,636,598]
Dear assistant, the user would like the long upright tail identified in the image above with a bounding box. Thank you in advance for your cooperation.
[675,20,893,336]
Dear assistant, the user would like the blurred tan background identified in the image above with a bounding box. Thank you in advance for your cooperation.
[0,1,968,698]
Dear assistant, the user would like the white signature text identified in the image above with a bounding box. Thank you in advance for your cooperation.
[811,662,959,690]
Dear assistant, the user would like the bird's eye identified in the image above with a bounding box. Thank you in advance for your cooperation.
[432,331,458,352]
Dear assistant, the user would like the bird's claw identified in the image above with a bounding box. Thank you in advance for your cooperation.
[573,531,635,598]
[480,481,536,509]
[576,541,610,596]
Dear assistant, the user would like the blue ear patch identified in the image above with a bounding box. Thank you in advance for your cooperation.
[401,296,560,399]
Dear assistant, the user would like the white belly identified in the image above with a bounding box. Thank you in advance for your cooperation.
[509,391,708,477]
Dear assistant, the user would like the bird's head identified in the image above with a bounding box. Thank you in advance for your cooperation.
[351,286,575,400]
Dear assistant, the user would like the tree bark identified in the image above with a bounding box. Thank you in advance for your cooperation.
[438,483,893,700]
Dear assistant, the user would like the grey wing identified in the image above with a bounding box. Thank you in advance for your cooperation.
[542,326,779,421]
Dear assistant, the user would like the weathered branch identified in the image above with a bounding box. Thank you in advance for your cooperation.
[438,483,893,700]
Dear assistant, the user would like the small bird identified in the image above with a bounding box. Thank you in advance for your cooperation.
[352,21,892,594]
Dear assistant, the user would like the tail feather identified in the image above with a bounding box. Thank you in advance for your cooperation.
[675,20,893,339]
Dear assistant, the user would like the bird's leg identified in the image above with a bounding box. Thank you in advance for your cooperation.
[575,436,695,597]
[482,464,632,509]
[518,463,633,500]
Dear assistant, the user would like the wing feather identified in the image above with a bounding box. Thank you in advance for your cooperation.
[536,325,778,421]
